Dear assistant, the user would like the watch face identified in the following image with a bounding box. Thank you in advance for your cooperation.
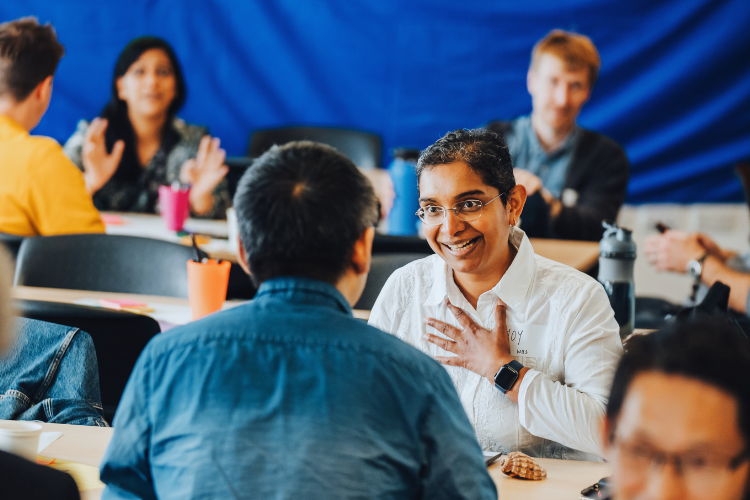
[688,261,701,278]
[495,366,519,391]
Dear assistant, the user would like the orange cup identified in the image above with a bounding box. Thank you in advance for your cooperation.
[187,259,232,320]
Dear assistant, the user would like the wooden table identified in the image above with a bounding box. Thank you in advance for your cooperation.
[103,212,237,262]
[11,286,372,323]
[530,238,600,273]
[34,422,113,500]
[102,212,601,272]
[34,422,609,500]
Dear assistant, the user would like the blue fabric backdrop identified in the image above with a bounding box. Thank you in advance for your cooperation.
[2,0,749,203]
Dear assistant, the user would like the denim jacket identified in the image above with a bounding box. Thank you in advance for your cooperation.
[101,277,497,499]
[0,318,107,426]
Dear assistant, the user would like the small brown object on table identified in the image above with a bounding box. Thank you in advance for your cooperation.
[499,451,548,480]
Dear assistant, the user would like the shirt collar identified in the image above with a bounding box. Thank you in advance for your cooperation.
[0,115,27,135]
[521,115,580,158]
[423,226,536,311]
[254,276,352,316]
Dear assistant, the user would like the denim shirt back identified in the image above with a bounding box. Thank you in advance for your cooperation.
[101,277,496,500]
[0,318,106,426]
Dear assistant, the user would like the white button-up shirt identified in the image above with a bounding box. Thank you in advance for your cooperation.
[369,227,623,460]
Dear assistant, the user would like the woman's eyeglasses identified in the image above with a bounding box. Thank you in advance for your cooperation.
[416,192,505,226]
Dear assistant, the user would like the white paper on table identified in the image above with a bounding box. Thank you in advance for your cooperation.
[38,431,63,453]
[73,298,193,326]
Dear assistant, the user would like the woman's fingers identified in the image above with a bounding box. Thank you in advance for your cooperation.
[445,298,477,331]
[422,332,457,353]
[195,135,212,169]
[433,356,465,368]
[493,297,507,333]
[423,317,461,340]
[110,140,125,163]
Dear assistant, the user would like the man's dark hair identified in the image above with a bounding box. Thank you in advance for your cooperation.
[607,318,750,446]
[0,17,64,102]
[417,128,515,206]
[101,37,187,183]
[234,141,379,286]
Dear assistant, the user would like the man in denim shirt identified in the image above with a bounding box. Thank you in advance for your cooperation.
[100,142,497,499]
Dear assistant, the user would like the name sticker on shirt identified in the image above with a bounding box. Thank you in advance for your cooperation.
[507,324,549,358]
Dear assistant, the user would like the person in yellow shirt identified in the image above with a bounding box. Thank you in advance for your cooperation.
[0,17,103,237]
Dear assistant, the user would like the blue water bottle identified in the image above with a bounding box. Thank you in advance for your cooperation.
[387,148,421,235]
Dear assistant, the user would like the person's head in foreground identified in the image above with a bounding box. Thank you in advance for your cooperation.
[235,140,379,303]
[416,128,525,298]
[0,17,64,131]
[603,318,750,500]
[527,29,599,134]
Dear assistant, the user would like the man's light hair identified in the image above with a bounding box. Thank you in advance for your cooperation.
[0,247,15,353]
[530,29,601,87]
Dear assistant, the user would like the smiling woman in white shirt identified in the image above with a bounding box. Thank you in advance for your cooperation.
[368,128,623,460]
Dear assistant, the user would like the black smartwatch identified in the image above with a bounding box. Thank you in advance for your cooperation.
[493,360,524,394]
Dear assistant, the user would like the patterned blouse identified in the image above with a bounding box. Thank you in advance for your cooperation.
[63,118,231,219]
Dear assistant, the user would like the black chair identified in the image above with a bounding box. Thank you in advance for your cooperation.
[372,234,433,255]
[225,156,255,198]
[0,232,23,262]
[14,234,195,298]
[249,126,383,169]
[355,253,430,310]
[14,299,161,422]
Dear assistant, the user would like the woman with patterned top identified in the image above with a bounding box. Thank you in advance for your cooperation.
[368,128,623,460]
[64,37,230,218]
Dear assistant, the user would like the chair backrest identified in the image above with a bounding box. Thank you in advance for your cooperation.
[224,156,255,198]
[372,234,433,255]
[14,234,195,298]
[248,126,382,169]
[14,299,161,422]
[354,252,430,310]
[0,232,24,262]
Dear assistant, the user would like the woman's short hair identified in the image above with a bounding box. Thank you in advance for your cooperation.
[0,17,64,102]
[100,37,187,182]
[606,317,750,445]
[233,141,379,286]
[530,29,601,87]
[417,128,515,206]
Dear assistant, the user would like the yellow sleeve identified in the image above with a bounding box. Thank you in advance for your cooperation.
[24,138,105,236]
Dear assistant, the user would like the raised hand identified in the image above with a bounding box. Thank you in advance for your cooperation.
[423,297,512,381]
[81,117,125,195]
[513,168,544,197]
[644,230,705,273]
[180,135,228,215]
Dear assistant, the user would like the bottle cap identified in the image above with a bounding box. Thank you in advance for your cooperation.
[600,221,636,259]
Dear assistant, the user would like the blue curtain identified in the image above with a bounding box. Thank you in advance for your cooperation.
[2,0,749,203]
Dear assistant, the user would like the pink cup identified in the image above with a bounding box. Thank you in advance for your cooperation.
[158,185,191,231]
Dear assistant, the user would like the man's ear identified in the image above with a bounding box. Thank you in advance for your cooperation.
[237,239,251,276]
[526,68,536,95]
[351,227,375,276]
[36,75,53,103]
